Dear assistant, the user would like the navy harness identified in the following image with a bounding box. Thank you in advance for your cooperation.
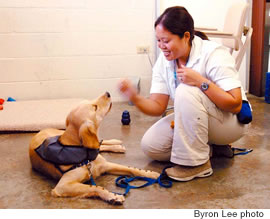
[35,135,99,173]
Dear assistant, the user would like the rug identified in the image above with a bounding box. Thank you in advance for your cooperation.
[0,99,83,131]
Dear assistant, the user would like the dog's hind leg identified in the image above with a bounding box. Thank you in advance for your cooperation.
[51,166,125,204]
[104,162,160,179]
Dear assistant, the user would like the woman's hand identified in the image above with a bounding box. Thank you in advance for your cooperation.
[118,79,138,100]
[118,78,169,116]
[177,65,242,114]
[177,64,204,87]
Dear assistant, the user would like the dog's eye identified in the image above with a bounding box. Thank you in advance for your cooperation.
[92,104,98,111]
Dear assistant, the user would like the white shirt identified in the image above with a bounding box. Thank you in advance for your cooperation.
[150,36,247,101]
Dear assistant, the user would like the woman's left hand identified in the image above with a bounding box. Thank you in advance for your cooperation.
[177,64,204,87]
[177,65,242,114]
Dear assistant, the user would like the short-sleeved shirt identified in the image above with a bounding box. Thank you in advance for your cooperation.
[150,36,247,101]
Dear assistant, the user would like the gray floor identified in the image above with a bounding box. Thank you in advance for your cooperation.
[0,94,270,209]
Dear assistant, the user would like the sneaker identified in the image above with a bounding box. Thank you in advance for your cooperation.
[165,160,213,181]
[211,144,234,158]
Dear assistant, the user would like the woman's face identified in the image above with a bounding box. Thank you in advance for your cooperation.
[155,24,190,63]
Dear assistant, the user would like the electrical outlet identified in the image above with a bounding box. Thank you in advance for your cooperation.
[136,46,150,54]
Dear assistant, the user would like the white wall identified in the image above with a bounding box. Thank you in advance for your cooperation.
[0,0,156,101]
[0,0,253,101]
[159,0,253,92]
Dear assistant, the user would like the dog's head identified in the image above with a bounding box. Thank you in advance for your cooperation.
[65,92,112,149]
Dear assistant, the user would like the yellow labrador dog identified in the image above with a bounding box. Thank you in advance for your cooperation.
[29,92,159,204]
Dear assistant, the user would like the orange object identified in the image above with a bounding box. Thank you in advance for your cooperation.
[0,98,4,105]
[170,120,174,129]
[0,105,3,110]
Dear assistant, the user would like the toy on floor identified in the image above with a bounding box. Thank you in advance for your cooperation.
[7,97,16,102]
[0,98,4,110]
[121,110,131,125]
[0,98,4,105]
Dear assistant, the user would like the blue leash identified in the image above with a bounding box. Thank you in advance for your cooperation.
[232,147,253,156]
[89,166,173,196]
[114,166,173,196]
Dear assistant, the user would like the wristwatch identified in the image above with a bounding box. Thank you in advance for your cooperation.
[200,81,210,91]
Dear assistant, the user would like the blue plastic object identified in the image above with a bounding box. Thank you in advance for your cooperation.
[265,72,270,103]
[121,110,131,125]
[236,100,252,124]
[7,97,16,102]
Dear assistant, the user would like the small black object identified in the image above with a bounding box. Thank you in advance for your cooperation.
[121,110,131,125]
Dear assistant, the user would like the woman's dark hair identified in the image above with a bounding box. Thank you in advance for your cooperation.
[155,6,208,45]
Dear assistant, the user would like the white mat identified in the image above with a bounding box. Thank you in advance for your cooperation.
[0,99,83,131]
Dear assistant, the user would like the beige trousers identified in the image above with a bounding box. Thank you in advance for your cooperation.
[141,84,248,166]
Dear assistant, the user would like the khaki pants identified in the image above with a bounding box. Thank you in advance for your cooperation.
[141,84,248,166]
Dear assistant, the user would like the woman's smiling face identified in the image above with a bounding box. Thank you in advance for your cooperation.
[155,24,190,63]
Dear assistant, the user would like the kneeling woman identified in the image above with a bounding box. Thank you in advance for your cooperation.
[118,6,251,181]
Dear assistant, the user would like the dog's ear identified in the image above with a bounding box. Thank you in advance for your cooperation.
[65,116,69,127]
[65,109,74,128]
[79,120,100,149]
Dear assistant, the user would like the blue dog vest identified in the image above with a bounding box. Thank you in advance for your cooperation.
[35,136,99,165]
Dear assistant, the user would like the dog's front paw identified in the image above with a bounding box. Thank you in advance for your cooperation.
[100,144,126,153]
[131,167,160,179]
[102,139,123,145]
[146,171,160,179]
[114,145,126,153]
[107,193,125,205]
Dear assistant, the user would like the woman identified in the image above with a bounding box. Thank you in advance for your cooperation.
[118,6,250,181]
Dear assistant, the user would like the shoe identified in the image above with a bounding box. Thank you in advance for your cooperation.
[211,144,234,158]
[165,160,213,182]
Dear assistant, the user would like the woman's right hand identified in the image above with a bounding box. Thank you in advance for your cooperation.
[118,79,169,116]
[118,79,138,100]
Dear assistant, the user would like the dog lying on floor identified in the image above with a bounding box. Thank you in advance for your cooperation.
[29,92,159,205]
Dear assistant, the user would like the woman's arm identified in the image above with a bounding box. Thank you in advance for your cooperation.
[200,81,242,114]
[118,79,170,116]
[177,65,242,114]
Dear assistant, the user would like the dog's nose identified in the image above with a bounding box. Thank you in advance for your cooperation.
[106,92,111,98]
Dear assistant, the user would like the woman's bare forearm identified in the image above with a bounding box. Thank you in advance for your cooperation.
[130,93,169,116]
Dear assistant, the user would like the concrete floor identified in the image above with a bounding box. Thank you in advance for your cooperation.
[0,94,270,209]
